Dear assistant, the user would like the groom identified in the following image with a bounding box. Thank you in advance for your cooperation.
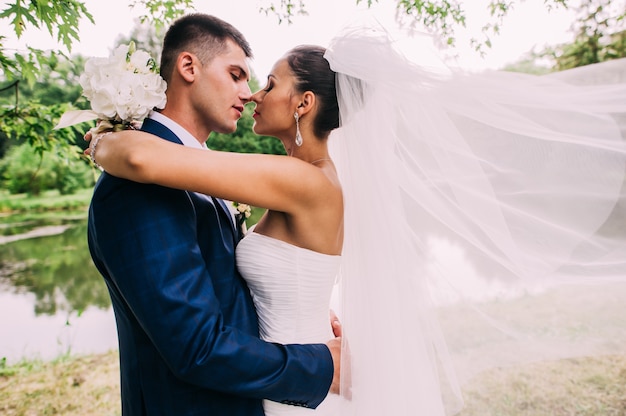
[88,13,340,415]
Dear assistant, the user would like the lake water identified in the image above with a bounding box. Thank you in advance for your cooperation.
[2,210,625,380]
[0,213,117,363]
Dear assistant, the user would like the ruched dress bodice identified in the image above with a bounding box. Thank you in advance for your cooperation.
[236,231,342,415]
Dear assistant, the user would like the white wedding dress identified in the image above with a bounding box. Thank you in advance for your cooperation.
[236,231,343,415]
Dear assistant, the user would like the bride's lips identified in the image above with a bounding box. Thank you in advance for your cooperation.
[253,111,259,118]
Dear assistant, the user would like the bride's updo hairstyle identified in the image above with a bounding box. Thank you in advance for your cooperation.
[285,45,340,138]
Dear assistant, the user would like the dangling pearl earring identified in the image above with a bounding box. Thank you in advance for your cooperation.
[294,111,303,146]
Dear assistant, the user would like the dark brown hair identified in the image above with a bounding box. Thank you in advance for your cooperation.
[285,45,339,138]
[160,13,252,83]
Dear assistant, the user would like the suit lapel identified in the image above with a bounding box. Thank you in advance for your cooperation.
[141,118,238,237]
[212,197,237,235]
[141,118,182,145]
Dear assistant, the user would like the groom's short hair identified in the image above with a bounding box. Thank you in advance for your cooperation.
[160,13,253,83]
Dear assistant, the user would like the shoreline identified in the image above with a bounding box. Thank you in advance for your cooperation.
[0,224,72,245]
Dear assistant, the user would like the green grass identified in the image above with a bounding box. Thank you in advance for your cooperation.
[458,355,626,416]
[1,352,625,416]
[0,356,46,378]
[0,351,121,416]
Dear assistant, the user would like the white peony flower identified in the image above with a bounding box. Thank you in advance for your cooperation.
[128,50,154,74]
[58,42,167,132]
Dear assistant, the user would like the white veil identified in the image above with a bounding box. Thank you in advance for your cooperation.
[325,21,626,415]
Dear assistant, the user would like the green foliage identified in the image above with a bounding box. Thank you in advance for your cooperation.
[2,46,66,87]
[605,30,626,59]
[130,0,195,30]
[263,0,572,51]
[259,0,308,24]
[0,53,86,110]
[0,0,197,169]
[17,55,87,106]
[0,0,619,171]
[0,143,94,196]
[0,188,93,213]
[547,1,626,70]
[396,0,466,47]
[208,76,286,155]
[504,1,626,72]
[0,0,93,82]
[208,103,286,155]
[248,206,266,226]
[1,0,92,48]
[0,356,14,377]
[0,355,43,377]
[502,56,553,75]
[0,101,89,155]
[0,52,89,162]
[0,0,192,84]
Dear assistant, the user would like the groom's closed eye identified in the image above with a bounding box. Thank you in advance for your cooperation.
[229,65,249,82]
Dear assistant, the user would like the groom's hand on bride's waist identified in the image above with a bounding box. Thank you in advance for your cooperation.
[326,337,341,394]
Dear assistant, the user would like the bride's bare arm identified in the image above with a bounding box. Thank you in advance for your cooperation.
[92,130,334,213]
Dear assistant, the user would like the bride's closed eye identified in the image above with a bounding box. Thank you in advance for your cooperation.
[262,82,273,92]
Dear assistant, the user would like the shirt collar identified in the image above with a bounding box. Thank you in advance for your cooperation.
[148,111,208,150]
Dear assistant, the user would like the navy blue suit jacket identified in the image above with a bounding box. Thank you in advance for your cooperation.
[88,118,333,415]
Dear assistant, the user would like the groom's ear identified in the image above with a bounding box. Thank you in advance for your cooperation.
[177,52,198,83]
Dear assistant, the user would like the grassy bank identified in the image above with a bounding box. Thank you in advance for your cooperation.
[0,189,93,213]
[0,188,265,225]
[0,351,121,416]
[1,351,625,415]
[458,354,626,416]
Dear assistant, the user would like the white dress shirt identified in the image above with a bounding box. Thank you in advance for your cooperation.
[148,111,208,150]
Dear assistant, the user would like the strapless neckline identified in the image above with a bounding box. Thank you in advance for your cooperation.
[245,231,341,259]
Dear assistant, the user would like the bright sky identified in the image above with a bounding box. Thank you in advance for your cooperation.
[4,0,579,78]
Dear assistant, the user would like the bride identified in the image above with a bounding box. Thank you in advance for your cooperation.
[90,22,626,415]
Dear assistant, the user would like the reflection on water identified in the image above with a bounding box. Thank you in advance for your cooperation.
[0,214,117,363]
[0,292,116,362]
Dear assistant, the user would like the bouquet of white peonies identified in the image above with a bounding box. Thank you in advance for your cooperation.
[56,41,167,134]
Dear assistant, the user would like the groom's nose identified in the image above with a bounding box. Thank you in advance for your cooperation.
[240,83,252,103]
